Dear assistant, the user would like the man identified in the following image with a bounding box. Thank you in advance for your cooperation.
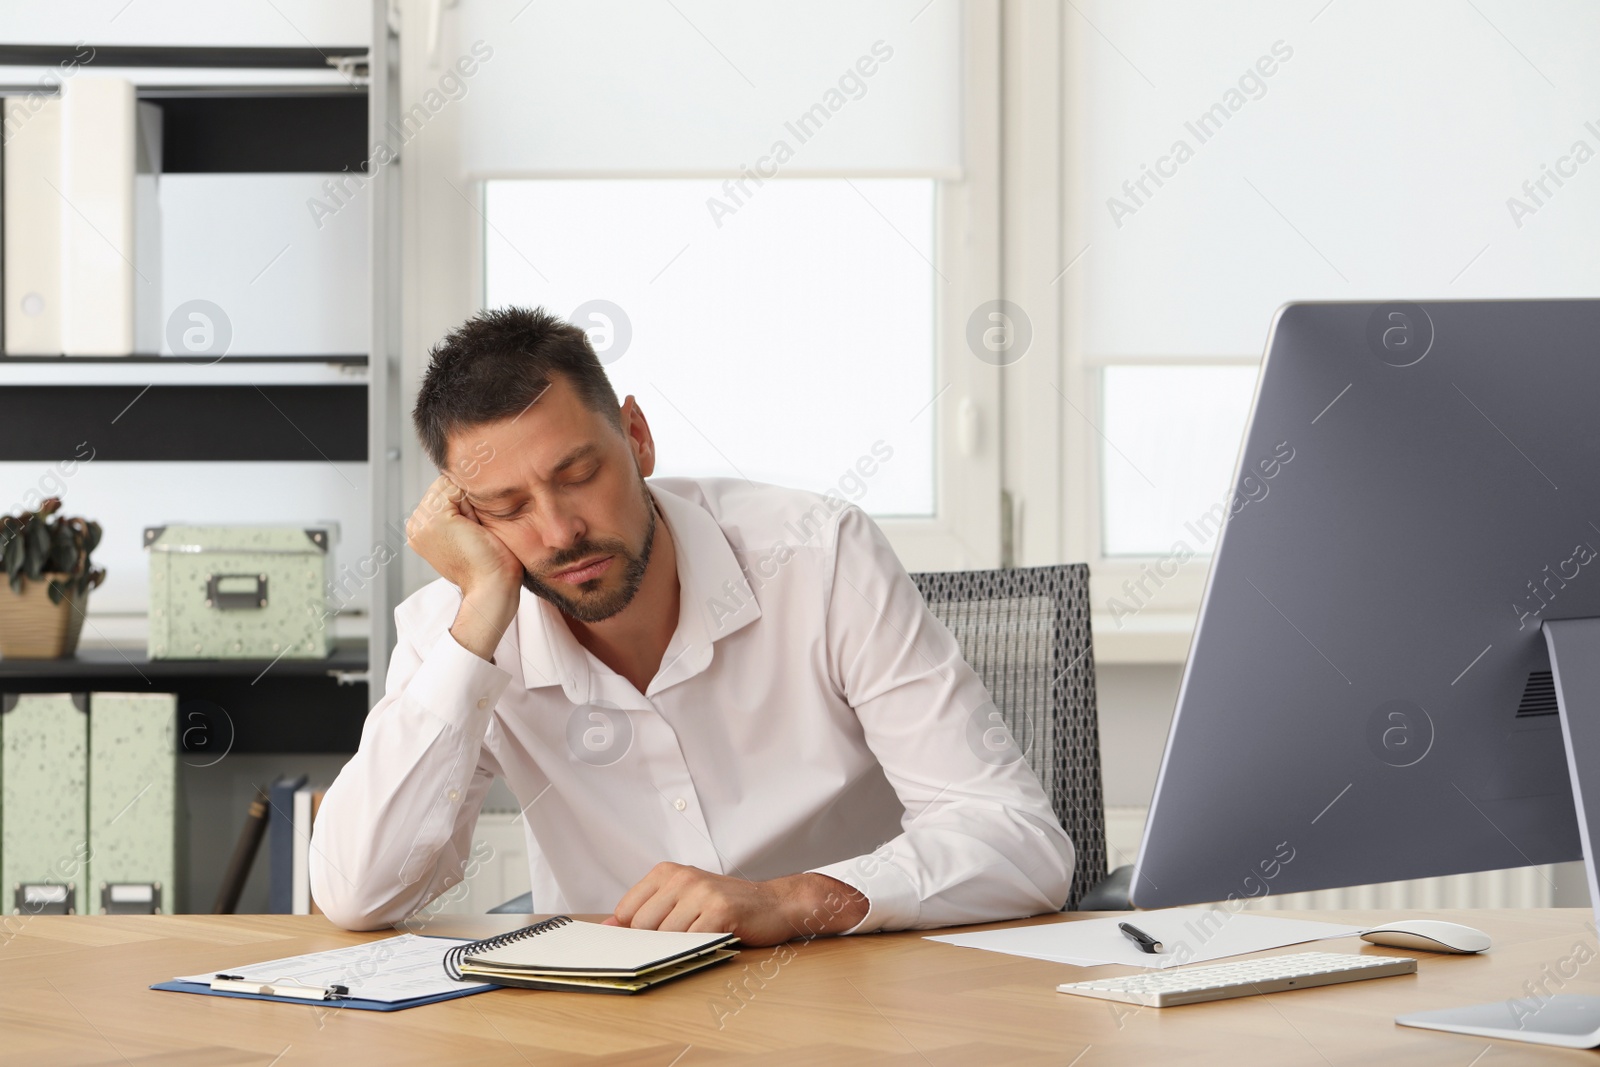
[310,307,1074,944]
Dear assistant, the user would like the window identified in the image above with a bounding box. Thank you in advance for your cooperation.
[483,178,937,517]
[1099,364,1258,557]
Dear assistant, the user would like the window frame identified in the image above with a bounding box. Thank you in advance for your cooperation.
[1000,2,1252,664]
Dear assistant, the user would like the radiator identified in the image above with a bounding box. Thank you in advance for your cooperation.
[1105,806,1558,910]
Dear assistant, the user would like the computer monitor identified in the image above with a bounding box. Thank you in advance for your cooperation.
[1132,299,1600,905]
[1130,298,1600,1045]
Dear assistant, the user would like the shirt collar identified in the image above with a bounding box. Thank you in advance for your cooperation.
[511,479,761,699]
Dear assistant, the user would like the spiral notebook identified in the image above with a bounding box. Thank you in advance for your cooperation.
[444,915,739,995]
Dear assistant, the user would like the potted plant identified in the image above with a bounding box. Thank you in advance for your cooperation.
[0,497,105,658]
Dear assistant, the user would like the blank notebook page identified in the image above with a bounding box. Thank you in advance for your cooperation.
[470,921,733,973]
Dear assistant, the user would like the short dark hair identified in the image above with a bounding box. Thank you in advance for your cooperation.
[413,306,623,470]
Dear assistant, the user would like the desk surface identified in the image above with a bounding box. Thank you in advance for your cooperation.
[4,908,1597,1065]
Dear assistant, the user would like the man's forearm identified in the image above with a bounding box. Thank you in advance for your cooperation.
[451,588,518,661]
[778,872,870,937]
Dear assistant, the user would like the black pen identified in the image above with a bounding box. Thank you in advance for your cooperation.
[1118,921,1162,954]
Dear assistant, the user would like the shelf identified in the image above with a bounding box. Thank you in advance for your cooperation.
[0,638,367,680]
[0,357,368,387]
[0,45,367,69]
[0,66,364,97]
[0,356,368,362]
[0,41,369,105]
[0,383,367,462]
[0,639,370,755]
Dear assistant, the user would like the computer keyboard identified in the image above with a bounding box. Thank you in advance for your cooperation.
[1055,951,1417,1008]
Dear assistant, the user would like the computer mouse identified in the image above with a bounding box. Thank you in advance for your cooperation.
[1359,919,1491,954]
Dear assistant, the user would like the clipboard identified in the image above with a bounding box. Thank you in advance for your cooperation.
[150,932,496,1011]
[148,979,492,1012]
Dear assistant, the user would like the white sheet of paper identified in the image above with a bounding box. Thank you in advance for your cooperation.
[175,934,493,1003]
[925,909,1368,969]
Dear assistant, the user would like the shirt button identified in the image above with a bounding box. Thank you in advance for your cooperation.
[448,788,460,801]
[476,698,489,710]
[673,797,687,811]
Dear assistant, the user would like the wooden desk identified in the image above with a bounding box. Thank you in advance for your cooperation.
[3,909,1597,1065]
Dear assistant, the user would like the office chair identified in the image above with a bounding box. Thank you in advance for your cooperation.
[490,561,1129,915]
[909,562,1124,911]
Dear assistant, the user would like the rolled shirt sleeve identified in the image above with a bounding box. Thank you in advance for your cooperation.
[805,505,1076,933]
[309,605,512,930]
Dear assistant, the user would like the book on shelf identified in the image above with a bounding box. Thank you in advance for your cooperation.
[212,786,269,915]
[267,773,307,914]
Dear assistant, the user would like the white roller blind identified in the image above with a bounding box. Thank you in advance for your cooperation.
[455,0,962,177]
[1072,0,1600,359]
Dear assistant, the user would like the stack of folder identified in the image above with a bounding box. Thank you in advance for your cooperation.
[1,691,181,915]
[4,77,162,356]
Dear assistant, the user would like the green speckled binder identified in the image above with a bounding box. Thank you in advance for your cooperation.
[88,692,182,914]
[2,693,88,913]
[145,524,336,660]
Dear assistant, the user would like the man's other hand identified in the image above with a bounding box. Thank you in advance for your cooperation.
[606,863,869,946]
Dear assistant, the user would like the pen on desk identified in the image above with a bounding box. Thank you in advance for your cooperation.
[1118,921,1163,954]
[211,974,350,1000]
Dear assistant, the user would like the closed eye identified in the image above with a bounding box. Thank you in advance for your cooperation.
[478,466,598,519]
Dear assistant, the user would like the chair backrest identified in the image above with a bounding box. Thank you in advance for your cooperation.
[909,563,1106,910]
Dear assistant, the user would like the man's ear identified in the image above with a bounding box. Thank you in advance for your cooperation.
[620,397,657,477]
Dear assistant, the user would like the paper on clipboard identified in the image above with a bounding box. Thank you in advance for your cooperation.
[174,934,492,1003]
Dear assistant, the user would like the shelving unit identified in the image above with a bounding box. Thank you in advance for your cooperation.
[0,4,404,754]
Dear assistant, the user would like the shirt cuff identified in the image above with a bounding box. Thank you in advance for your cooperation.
[807,846,921,935]
[404,627,514,731]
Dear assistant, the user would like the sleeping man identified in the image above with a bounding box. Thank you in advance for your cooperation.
[310,306,1074,944]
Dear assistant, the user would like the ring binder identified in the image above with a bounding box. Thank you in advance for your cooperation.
[442,914,574,981]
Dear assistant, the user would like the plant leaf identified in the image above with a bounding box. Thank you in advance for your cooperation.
[47,580,62,605]
[25,519,48,578]
[5,530,24,584]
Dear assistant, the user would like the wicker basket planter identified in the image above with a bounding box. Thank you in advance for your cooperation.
[0,572,89,659]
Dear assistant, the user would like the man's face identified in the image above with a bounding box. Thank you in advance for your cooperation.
[443,374,658,624]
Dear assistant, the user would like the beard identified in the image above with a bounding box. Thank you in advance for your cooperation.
[520,476,657,624]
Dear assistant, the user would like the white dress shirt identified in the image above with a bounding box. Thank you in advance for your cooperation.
[310,476,1075,933]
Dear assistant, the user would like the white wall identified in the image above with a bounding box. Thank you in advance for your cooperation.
[1071,0,1600,360]
[1096,662,1181,809]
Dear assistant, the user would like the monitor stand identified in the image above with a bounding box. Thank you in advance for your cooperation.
[1397,617,1600,1048]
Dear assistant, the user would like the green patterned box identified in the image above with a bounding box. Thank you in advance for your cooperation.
[2,693,89,915]
[88,692,183,914]
[145,524,337,660]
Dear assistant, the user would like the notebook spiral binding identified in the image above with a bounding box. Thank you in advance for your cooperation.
[443,914,575,981]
